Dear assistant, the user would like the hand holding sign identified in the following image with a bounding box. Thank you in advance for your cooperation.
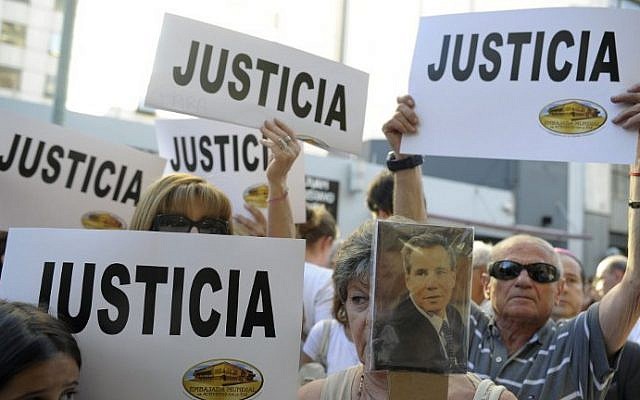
[612,83,640,131]
[382,95,419,159]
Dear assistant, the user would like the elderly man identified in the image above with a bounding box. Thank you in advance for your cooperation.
[471,241,492,306]
[381,82,640,398]
[374,232,465,373]
[594,255,628,299]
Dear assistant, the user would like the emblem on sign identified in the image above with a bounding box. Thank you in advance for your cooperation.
[183,359,264,400]
[539,99,607,135]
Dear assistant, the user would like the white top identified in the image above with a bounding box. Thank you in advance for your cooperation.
[303,319,360,374]
[303,261,334,337]
[628,319,640,344]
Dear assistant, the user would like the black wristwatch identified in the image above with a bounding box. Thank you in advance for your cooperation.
[386,151,423,172]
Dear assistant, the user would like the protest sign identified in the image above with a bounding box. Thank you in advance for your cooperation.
[0,109,166,230]
[156,118,305,223]
[402,7,640,163]
[0,228,305,400]
[145,14,369,155]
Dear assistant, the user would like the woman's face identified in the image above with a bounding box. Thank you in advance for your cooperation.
[345,279,370,363]
[0,353,79,400]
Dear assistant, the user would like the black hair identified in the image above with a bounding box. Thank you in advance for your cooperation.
[366,170,394,216]
[0,300,81,389]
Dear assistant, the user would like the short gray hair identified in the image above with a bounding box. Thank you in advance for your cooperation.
[332,220,375,304]
[472,241,493,271]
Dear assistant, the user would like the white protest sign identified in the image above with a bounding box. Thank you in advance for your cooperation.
[156,118,306,223]
[145,14,369,155]
[0,109,166,230]
[0,228,305,400]
[402,8,640,163]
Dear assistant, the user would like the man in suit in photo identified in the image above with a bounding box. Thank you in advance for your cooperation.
[374,232,465,373]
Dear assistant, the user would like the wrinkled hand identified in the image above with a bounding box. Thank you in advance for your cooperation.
[260,119,300,186]
[233,203,267,237]
[612,83,640,131]
[381,95,419,158]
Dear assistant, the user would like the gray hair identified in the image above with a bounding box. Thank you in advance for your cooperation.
[332,220,375,304]
[472,241,493,271]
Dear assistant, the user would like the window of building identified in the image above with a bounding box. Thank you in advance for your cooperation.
[1,21,27,48]
[43,74,56,98]
[0,66,21,90]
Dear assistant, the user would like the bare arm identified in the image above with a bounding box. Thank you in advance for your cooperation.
[260,119,300,238]
[382,95,427,222]
[599,83,640,355]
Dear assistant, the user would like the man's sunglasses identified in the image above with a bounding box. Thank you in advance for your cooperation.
[151,214,230,235]
[489,260,560,283]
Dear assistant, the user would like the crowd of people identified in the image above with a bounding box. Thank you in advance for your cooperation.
[1,67,640,400]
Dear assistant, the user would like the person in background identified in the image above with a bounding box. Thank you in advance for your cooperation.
[551,247,585,321]
[593,255,628,299]
[130,119,300,239]
[298,205,338,340]
[471,240,492,306]
[0,300,81,400]
[366,171,394,219]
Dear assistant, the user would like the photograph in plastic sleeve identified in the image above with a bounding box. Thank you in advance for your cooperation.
[369,220,473,373]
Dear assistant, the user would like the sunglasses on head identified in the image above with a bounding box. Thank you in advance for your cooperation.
[151,214,230,235]
[489,260,560,283]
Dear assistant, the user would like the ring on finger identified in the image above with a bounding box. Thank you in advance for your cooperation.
[278,137,289,149]
[282,136,293,144]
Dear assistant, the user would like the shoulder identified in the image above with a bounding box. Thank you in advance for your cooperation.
[298,378,325,400]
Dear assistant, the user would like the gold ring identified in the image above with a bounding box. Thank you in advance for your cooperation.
[282,136,293,144]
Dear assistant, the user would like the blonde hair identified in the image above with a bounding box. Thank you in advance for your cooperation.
[296,205,337,248]
[130,173,232,232]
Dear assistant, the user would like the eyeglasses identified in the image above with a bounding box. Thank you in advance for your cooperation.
[489,260,560,283]
[151,214,229,235]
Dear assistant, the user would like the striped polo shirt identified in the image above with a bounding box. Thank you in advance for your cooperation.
[468,302,618,400]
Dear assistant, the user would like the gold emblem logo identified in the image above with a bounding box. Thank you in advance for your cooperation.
[242,183,269,209]
[539,99,607,135]
[183,359,263,400]
[80,211,126,229]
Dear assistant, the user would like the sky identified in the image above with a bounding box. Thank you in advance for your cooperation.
[65,0,617,141]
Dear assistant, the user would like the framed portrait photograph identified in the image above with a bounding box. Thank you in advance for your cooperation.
[369,219,473,374]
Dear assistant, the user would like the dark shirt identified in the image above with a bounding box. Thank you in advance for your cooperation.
[606,341,640,400]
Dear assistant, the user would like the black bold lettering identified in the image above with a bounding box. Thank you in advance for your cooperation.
[452,34,478,81]
[576,31,590,81]
[232,135,239,172]
[170,137,181,171]
[180,137,198,172]
[548,30,574,82]
[65,150,87,189]
[427,35,450,81]
[94,161,115,198]
[589,31,619,82]
[18,137,45,178]
[277,66,290,112]
[38,262,56,311]
[80,156,96,193]
[135,265,168,335]
[214,136,229,172]
[0,133,21,171]
[120,170,142,205]
[531,32,545,81]
[292,72,313,118]
[479,33,502,81]
[242,135,259,171]
[199,136,213,172]
[256,59,279,107]
[226,270,240,337]
[229,53,252,100]
[325,84,346,131]
[507,32,532,81]
[314,78,327,123]
[57,262,95,334]
[189,268,222,337]
[98,263,130,335]
[174,40,199,86]
[42,145,63,184]
[200,45,228,94]
[170,268,185,335]
[241,271,275,337]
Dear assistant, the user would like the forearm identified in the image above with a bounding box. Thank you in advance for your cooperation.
[599,161,640,355]
[266,182,295,238]
[393,165,427,222]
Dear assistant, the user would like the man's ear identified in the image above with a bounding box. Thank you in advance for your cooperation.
[482,272,491,300]
[554,278,565,305]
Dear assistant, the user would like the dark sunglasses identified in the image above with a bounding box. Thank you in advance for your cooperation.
[151,214,229,235]
[489,260,560,283]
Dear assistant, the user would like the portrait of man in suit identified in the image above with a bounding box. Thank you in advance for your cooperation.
[373,230,467,373]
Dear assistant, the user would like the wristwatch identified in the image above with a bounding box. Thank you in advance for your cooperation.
[386,151,423,172]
